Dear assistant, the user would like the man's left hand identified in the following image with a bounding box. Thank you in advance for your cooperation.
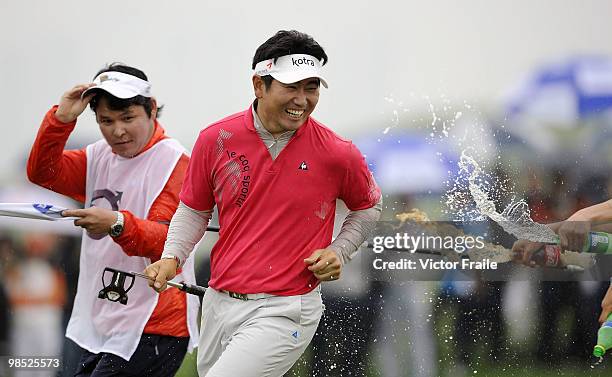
[304,248,342,282]
[63,207,118,235]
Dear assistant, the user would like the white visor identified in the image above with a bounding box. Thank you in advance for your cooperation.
[82,71,152,99]
[254,54,328,88]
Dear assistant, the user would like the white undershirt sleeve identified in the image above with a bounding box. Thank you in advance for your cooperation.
[329,196,383,265]
[161,201,213,267]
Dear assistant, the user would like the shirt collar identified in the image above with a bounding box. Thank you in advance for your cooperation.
[136,120,167,156]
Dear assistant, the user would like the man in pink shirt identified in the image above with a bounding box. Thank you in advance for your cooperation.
[145,30,382,376]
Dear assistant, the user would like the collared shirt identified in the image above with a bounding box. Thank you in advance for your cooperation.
[252,105,294,160]
[180,106,381,295]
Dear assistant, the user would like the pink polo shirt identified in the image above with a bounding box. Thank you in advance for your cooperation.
[180,107,381,295]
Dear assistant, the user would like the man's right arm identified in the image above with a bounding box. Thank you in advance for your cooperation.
[162,201,212,267]
[551,199,612,252]
[144,130,216,291]
[27,106,87,203]
[513,199,612,265]
[568,199,612,233]
[145,201,212,291]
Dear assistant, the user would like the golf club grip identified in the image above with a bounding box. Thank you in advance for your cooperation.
[175,282,207,297]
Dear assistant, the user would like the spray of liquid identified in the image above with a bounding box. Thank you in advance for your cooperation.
[458,151,558,243]
[382,96,557,244]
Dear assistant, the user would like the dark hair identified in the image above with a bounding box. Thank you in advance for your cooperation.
[252,30,328,89]
[88,62,163,118]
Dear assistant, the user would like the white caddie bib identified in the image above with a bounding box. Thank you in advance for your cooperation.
[66,138,199,360]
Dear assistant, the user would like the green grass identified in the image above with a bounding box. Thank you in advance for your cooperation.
[173,300,612,377]
[173,343,611,377]
[175,350,197,377]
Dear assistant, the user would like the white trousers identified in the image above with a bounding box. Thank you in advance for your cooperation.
[198,287,323,377]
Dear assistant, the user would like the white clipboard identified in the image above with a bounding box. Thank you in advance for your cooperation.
[0,203,78,221]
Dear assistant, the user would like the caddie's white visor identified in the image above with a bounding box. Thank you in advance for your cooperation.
[82,71,153,99]
[254,54,328,88]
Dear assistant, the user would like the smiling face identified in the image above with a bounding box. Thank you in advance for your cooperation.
[95,96,156,158]
[253,76,320,137]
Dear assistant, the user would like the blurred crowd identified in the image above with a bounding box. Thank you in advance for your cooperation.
[1,125,611,377]
[1,163,610,377]
[308,164,611,377]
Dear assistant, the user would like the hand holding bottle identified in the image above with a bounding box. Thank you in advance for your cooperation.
[557,220,592,252]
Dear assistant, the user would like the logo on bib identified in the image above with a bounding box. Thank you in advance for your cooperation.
[90,189,123,211]
[87,189,123,240]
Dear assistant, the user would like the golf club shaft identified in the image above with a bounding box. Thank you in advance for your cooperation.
[130,271,207,297]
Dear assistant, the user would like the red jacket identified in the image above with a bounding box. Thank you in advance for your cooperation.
[27,106,190,337]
